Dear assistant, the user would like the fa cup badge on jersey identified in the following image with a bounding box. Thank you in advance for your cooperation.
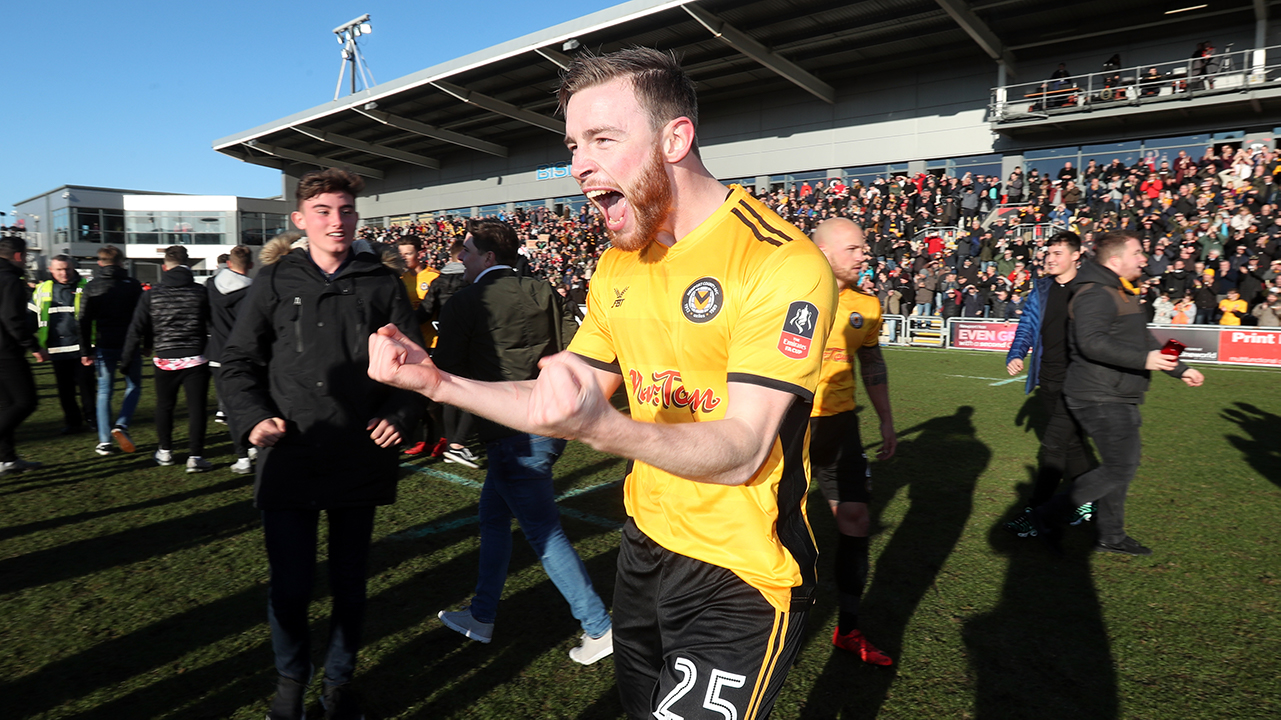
[779,301,818,359]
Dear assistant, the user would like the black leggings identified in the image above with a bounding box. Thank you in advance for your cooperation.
[154,364,210,455]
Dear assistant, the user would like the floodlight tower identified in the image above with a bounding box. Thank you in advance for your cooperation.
[333,14,375,100]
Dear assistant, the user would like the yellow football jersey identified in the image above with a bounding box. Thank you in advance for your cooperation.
[402,266,440,347]
[812,289,883,417]
[569,185,838,612]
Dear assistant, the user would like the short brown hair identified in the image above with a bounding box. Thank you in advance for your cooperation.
[467,219,520,266]
[397,236,422,252]
[1048,231,1082,253]
[1095,231,1138,262]
[228,245,253,272]
[558,48,699,152]
[97,245,123,266]
[296,168,364,210]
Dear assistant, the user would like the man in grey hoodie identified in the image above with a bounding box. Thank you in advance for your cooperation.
[206,244,257,474]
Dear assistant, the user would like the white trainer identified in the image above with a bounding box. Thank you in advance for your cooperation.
[230,457,253,475]
[569,627,614,665]
[186,456,212,473]
[154,449,174,466]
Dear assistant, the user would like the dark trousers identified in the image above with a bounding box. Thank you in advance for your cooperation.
[0,358,38,463]
[154,364,210,456]
[1029,381,1093,507]
[1058,400,1143,544]
[262,507,376,686]
[444,404,474,446]
[51,354,95,428]
[210,365,248,459]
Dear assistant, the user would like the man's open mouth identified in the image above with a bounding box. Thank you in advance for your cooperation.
[586,188,628,232]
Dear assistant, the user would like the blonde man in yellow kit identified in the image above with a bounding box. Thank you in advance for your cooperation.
[368,48,836,719]
[810,218,897,665]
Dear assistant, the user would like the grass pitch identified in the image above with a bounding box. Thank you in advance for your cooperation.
[2,349,1278,719]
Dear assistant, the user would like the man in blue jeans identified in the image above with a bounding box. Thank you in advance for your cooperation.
[79,245,143,456]
[431,219,612,664]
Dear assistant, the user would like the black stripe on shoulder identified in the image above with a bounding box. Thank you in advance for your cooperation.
[731,208,782,247]
[727,372,814,403]
[573,352,622,375]
[736,200,793,245]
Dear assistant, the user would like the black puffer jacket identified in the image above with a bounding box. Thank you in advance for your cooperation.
[79,264,142,355]
[1065,260,1188,404]
[122,264,209,366]
[220,237,424,510]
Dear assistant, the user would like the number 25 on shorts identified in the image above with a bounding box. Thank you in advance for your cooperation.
[654,657,749,720]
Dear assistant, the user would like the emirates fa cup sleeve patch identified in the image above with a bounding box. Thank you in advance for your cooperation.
[682,277,724,323]
[778,301,818,358]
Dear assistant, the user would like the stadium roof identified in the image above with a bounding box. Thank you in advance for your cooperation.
[213,0,1263,179]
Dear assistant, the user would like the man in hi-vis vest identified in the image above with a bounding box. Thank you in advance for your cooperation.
[29,255,94,433]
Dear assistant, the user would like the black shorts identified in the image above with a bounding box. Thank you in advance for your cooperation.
[612,519,808,720]
[809,411,871,505]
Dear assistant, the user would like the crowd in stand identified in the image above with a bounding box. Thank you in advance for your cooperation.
[357,145,1281,327]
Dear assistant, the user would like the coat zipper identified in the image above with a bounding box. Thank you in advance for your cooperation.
[293,296,304,353]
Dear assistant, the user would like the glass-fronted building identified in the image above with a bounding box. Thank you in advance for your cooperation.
[14,186,288,282]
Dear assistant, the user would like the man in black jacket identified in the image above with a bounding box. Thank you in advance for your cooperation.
[1033,231,1204,556]
[79,245,143,455]
[221,169,422,720]
[206,244,255,474]
[0,236,47,474]
[413,238,472,462]
[122,245,212,472]
[431,219,612,663]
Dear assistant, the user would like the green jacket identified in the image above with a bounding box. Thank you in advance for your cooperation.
[29,277,88,351]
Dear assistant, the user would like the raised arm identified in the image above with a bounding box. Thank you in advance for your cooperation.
[368,325,794,486]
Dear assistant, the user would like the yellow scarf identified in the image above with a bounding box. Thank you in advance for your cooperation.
[1120,277,1141,295]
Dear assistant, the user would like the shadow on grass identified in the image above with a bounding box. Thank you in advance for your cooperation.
[8,496,623,719]
[0,488,260,596]
[0,474,254,543]
[961,472,1118,720]
[798,405,986,719]
[1221,402,1281,489]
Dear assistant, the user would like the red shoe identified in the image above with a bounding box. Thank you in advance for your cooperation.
[430,437,448,458]
[832,626,893,666]
[402,441,428,456]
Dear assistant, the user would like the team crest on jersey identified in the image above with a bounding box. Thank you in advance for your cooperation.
[612,286,629,308]
[420,281,430,292]
[778,300,818,359]
[681,277,723,324]
[849,312,864,329]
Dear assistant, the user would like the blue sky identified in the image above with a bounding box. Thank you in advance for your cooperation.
[3,0,619,213]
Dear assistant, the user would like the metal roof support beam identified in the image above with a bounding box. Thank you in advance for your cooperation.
[290,125,440,169]
[682,4,834,104]
[226,147,286,170]
[933,0,1018,77]
[354,107,507,158]
[245,140,384,179]
[431,81,566,134]
[535,47,574,71]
